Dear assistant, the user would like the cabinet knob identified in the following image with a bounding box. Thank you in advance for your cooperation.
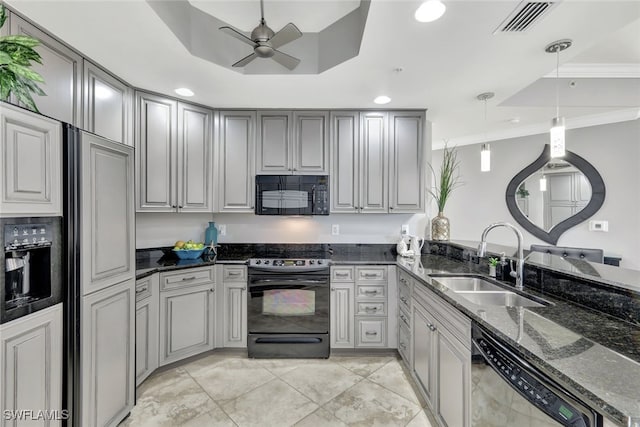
[179,205,183,209]
[171,205,177,209]
[390,207,394,210]
[400,342,407,350]
[428,324,437,332]
[210,288,215,292]
[331,287,335,291]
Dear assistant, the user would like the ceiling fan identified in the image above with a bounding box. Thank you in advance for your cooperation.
[219,0,303,70]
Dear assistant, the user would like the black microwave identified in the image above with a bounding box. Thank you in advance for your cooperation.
[255,175,329,216]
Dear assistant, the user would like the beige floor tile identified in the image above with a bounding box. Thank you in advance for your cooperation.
[222,378,318,427]
[324,379,421,426]
[280,361,363,404]
[255,358,328,377]
[406,410,434,427]
[367,359,421,405]
[330,355,395,377]
[294,407,348,427]
[186,357,276,402]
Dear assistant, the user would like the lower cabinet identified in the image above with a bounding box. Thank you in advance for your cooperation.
[81,279,135,427]
[135,274,159,386]
[410,279,471,427]
[222,266,247,348]
[0,304,63,426]
[330,282,354,348]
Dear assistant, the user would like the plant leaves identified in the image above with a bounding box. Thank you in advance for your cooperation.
[7,63,44,82]
[0,35,41,48]
[0,51,11,65]
[0,5,6,30]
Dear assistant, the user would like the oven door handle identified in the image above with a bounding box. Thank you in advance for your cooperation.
[250,279,328,285]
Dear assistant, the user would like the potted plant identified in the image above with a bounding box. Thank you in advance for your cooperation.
[0,4,46,112]
[427,142,462,241]
[517,184,529,198]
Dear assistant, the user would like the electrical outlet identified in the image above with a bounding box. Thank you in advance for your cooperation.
[588,220,608,232]
[401,224,409,235]
[218,224,227,236]
[331,224,340,236]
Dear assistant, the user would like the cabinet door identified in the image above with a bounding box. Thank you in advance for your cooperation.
[360,112,388,213]
[330,282,354,348]
[330,111,359,213]
[81,133,134,296]
[83,61,132,145]
[256,110,291,174]
[135,274,159,386]
[177,103,213,212]
[437,328,471,427]
[355,318,387,347]
[81,280,135,427]
[0,304,63,426]
[159,285,215,365]
[223,283,247,347]
[389,112,425,213]
[0,103,62,216]
[218,111,255,212]
[9,15,82,125]
[135,92,177,212]
[412,301,436,406]
[293,111,329,174]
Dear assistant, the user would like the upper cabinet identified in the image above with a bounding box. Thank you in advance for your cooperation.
[0,102,62,217]
[135,91,214,213]
[218,110,256,212]
[331,111,425,214]
[256,110,329,175]
[9,15,82,126]
[83,61,133,146]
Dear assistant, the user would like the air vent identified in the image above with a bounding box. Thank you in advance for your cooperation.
[496,1,559,33]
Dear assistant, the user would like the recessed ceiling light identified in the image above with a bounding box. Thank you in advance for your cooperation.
[509,117,521,124]
[374,95,391,105]
[174,88,194,97]
[415,0,446,23]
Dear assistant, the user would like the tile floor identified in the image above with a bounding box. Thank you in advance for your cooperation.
[122,353,436,426]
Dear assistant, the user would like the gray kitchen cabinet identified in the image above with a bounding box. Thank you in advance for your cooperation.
[330,111,388,213]
[437,326,471,427]
[412,298,437,405]
[388,111,426,213]
[9,14,82,125]
[222,266,247,348]
[398,270,413,366]
[135,92,213,213]
[0,102,62,217]
[0,304,63,426]
[256,110,329,174]
[83,61,132,146]
[330,279,355,348]
[81,279,135,427]
[135,274,159,386]
[80,133,135,296]
[159,267,215,365]
[218,110,255,212]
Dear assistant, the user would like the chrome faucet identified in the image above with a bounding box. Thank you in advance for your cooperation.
[477,222,525,290]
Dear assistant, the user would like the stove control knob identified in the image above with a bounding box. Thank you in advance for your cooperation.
[264,260,270,264]
[255,260,262,264]
[317,260,323,264]
[309,260,315,264]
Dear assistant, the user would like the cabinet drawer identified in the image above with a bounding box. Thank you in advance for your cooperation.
[355,301,386,316]
[398,270,412,287]
[160,267,215,291]
[398,282,412,312]
[135,276,153,302]
[399,323,411,363]
[356,284,386,299]
[332,267,354,282]
[356,266,387,282]
[399,307,411,329]
[223,265,246,282]
[355,318,387,347]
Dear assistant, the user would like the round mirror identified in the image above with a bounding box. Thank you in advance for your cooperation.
[505,145,605,244]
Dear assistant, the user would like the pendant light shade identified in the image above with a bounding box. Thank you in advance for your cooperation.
[539,175,547,192]
[477,92,494,172]
[545,39,572,158]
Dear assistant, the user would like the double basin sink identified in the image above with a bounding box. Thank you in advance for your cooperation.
[431,275,546,308]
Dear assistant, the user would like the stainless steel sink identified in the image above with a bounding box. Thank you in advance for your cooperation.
[432,276,506,292]
[455,291,544,307]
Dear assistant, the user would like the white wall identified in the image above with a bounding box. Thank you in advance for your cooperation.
[431,119,640,270]
[136,212,429,248]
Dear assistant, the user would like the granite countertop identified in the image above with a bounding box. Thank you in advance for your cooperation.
[397,255,640,426]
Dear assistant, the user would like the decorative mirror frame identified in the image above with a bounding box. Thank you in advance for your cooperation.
[505,144,606,244]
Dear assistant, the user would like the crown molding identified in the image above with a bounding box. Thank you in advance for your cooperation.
[437,108,640,150]
[544,63,640,78]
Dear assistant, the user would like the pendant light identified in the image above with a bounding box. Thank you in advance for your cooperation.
[539,174,547,192]
[477,92,494,172]
[545,39,572,158]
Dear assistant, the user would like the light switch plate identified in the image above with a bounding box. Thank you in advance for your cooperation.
[401,224,409,235]
[588,220,608,232]
[218,224,227,236]
[331,224,340,236]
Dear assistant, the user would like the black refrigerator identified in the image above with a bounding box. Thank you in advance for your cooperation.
[62,124,136,427]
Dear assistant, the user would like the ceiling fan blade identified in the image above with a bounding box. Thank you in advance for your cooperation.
[219,26,255,47]
[270,23,302,49]
[272,49,300,70]
[233,52,259,68]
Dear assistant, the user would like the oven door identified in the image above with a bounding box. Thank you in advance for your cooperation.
[248,272,329,334]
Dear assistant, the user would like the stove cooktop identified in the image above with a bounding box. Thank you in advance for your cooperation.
[248,258,330,271]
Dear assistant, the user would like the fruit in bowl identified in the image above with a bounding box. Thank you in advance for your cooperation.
[172,240,205,259]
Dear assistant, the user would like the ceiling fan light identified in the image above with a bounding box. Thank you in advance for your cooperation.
[550,116,565,158]
[374,95,391,105]
[415,0,446,23]
[174,88,194,97]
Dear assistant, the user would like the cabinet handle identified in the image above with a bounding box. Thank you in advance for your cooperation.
[171,205,177,209]
[400,342,407,350]
[400,314,407,322]
[400,296,408,304]
[390,207,394,210]
[135,287,147,294]
[228,271,241,276]
[363,290,378,296]
[335,273,349,278]
[428,324,437,332]
[181,276,197,281]
[363,273,379,278]
[331,287,335,291]
[365,331,378,336]
[178,205,183,209]
[364,306,379,313]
